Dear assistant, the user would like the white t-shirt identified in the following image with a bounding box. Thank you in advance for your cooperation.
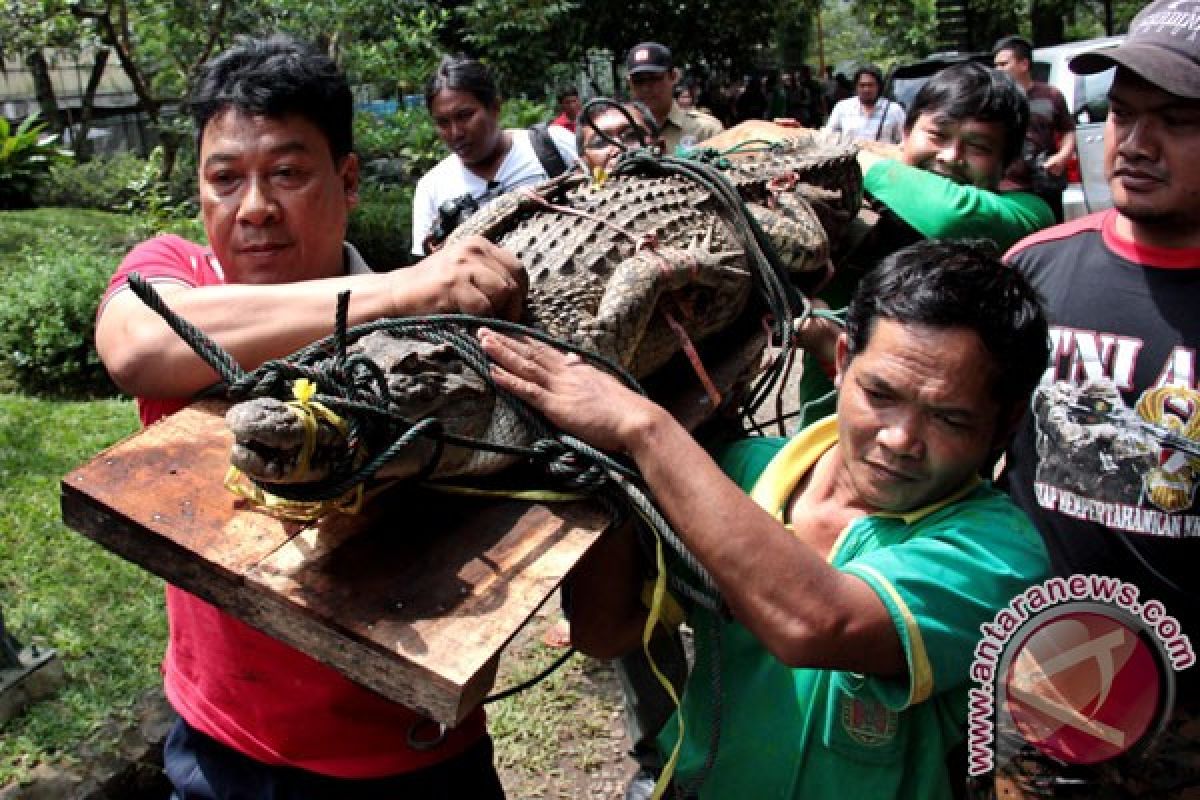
[824,97,907,145]
[411,126,578,255]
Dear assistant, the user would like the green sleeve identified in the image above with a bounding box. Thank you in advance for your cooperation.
[864,159,1055,252]
[713,437,788,491]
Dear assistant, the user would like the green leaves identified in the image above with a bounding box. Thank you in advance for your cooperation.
[0,113,73,210]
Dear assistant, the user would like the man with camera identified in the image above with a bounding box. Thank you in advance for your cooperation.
[411,55,579,256]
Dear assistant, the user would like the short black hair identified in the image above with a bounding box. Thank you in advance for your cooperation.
[191,35,353,160]
[904,62,1029,166]
[425,54,499,110]
[993,35,1034,63]
[844,239,1049,418]
[557,86,579,104]
[853,66,884,89]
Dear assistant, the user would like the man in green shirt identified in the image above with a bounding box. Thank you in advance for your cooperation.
[479,239,1053,798]
[799,62,1055,427]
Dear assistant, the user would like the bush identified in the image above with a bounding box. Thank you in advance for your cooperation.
[0,209,203,398]
[500,98,554,129]
[34,147,199,219]
[0,243,117,397]
[33,151,152,211]
[348,183,415,270]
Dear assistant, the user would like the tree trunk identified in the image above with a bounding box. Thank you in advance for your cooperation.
[1030,0,1066,47]
[26,50,62,133]
[73,48,111,162]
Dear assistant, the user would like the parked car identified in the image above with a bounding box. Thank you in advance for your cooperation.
[1033,35,1125,220]
[883,51,992,110]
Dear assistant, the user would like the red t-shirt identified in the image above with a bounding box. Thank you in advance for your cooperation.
[102,235,486,777]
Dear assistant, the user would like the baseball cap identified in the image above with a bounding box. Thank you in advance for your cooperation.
[1070,0,1200,99]
[626,42,673,76]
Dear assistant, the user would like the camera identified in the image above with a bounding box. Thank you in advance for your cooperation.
[425,184,506,253]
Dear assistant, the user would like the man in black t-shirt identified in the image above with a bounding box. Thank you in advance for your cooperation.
[998,2,1200,794]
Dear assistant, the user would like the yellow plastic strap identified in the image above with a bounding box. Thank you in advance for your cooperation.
[222,380,362,522]
[285,379,349,478]
[224,465,363,522]
[423,483,586,504]
[644,530,686,800]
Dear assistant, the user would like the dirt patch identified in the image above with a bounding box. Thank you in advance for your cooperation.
[491,601,639,799]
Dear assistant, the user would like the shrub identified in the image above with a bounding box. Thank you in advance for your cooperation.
[33,151,151,211]
[348,183,415,270]
[500,98,554,129]
[0,242,117,397]
[35,147,199,220]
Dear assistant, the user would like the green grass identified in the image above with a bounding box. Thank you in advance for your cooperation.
[0,393,161,785]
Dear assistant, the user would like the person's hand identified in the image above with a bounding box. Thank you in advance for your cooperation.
[794,300,842,374]
[478,328,661,454]
[856,139,903,160]
[1043,153,1068,176]
[399,236,526,320]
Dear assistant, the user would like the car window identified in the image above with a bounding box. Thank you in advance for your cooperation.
[1078,68,1116,121]
[890,76,928,110]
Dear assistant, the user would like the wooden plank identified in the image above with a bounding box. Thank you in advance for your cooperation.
[61,399,612,725]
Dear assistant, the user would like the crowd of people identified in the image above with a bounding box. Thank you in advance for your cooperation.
[90,2,1198,796]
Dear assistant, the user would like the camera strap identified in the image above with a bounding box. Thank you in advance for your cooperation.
[528,122,569,179]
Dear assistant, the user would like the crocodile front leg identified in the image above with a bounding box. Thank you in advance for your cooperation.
[746,186,830,278]
[578,221,750,372]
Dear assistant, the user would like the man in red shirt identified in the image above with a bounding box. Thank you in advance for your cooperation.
[95,35,524,798]
[550,86,581,132]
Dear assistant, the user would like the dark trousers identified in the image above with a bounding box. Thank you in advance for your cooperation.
[164,716,506,799]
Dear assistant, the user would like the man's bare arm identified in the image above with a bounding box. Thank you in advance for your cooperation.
[1044,130,1077,175]
[479,330,905,676]
[97,237,524,398]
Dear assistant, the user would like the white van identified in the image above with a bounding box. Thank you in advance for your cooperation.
[1032,36,1124,219]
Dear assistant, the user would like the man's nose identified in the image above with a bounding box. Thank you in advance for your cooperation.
[877,412,926,459]
[1117,115,1159,161]
[237,177,279,225]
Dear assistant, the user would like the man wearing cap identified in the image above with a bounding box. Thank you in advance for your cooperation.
[998,1,1200,793]
[625,42,723,154]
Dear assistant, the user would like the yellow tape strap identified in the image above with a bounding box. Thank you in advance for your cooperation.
[645,531,686,800]
[421,483,587,504]
[640,580,686,631]
[224,465,364,523]
[285,378,350,480]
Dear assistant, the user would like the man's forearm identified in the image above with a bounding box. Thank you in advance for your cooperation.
[620,408,899,672]
[97,273,404,397]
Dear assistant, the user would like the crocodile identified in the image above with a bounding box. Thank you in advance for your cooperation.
[226,127,862,490]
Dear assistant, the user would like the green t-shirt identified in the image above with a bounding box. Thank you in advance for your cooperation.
[863,159,1054,253]
[662,417,1050,799]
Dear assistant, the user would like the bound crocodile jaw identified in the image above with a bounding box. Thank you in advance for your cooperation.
[227,398,343,483]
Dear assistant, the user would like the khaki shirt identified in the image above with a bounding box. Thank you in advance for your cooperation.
[660,102,724,153]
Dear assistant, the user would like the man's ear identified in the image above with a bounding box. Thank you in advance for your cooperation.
[834,332,851,389]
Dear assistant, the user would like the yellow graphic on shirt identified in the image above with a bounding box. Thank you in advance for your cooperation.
[1135,386,1200,513]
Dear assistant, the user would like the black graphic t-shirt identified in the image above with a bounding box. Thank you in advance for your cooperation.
[1004,210,1200,699]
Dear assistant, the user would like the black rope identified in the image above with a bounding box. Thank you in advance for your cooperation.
[483,646,578,705]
